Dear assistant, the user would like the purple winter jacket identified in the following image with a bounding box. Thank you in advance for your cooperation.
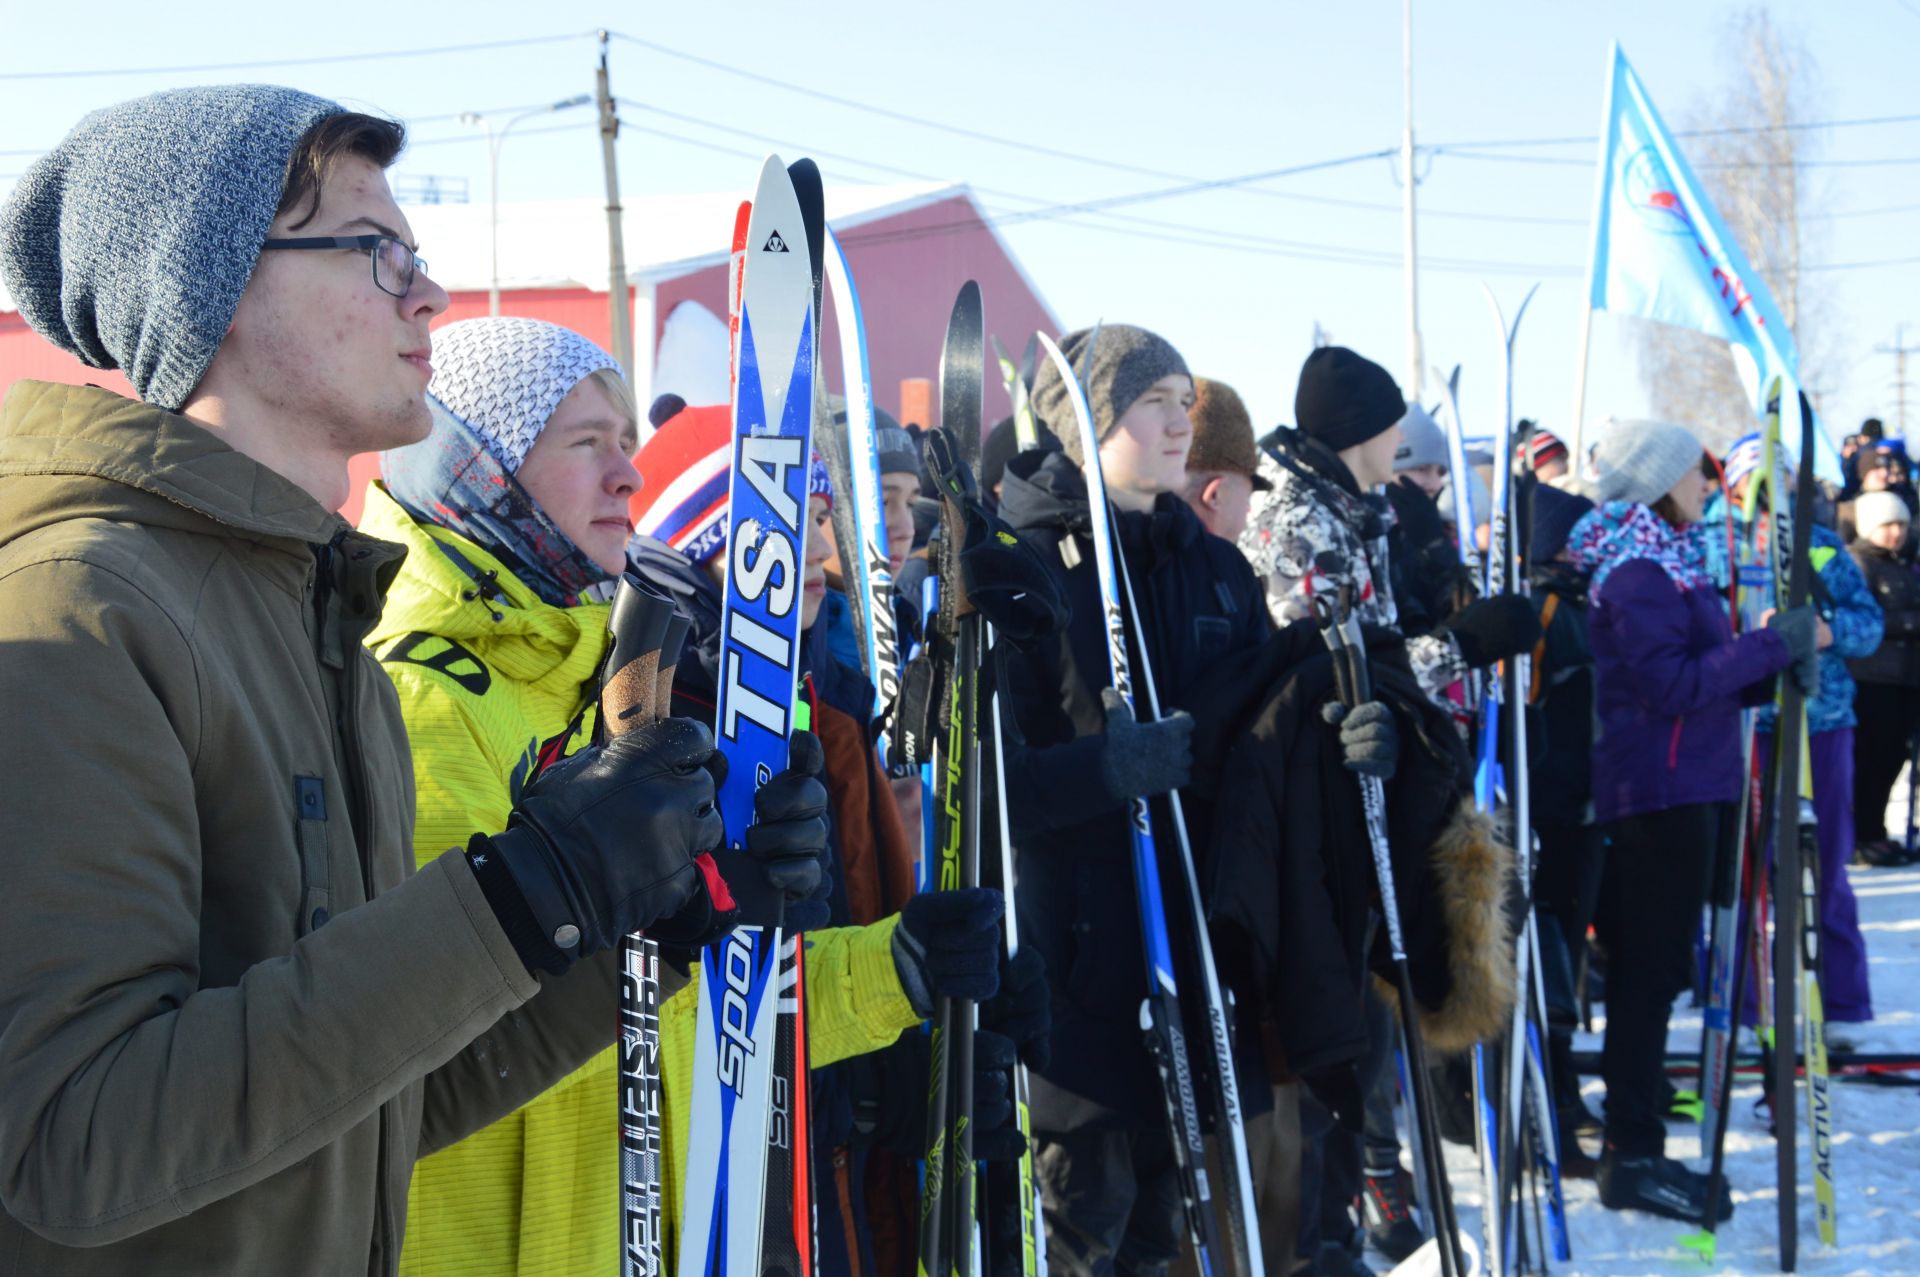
[1589,558,1792,824]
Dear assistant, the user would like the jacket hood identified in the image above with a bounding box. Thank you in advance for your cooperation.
[0,380,351,552]
[361,481,609,697]
[998,448,1092,537]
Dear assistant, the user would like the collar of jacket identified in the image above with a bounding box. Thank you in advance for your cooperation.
[1265,426,1389,541]
[360,480,610,697]
[996,445,1203,562]
[0,380,403,598]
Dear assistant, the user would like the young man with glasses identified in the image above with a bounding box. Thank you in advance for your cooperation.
[0,85,827,1275]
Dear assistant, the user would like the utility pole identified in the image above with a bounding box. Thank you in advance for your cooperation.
[1401,0,1424,400]
[596,30,634,382]
[1876,323,1919,438]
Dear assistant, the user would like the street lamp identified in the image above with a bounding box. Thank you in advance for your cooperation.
[461,94,593,316]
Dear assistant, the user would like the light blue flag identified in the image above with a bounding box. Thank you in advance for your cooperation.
[1583,44,1837,479]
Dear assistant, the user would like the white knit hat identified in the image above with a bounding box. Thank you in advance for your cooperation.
[1855,491,1912,540]
[427,317,620,472]
[1591,419,1703,506]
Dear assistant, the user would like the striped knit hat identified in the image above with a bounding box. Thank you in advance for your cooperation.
[632,401,830,563]
[1522,428,1568,472]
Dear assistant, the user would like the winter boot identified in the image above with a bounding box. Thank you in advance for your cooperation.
[1361,1164,1425,1263]
[1596,1148,1734,1223]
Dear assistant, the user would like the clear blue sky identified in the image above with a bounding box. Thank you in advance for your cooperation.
[4,0,1915,449]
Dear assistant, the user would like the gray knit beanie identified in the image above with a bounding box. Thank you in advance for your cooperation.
[827,396,919,479]
[426,317,621,472]
[1029,324,1190,465]
[1393,401,1447,473]
[1591,419,1704,506]
[0,85,346,410]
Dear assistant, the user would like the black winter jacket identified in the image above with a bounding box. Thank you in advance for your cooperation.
[1850,540,1920,687]
[995,450,1270,1132]
[1386,477,1471,638]
[1183,622,1479,1087]
[1528,561,1596,821]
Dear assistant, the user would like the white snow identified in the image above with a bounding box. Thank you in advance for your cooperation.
[1391,781,1920,1277]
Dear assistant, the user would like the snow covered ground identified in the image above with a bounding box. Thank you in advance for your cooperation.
[1406,782,1920,1277]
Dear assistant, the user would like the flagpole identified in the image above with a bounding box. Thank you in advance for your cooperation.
[1570,43,1621,472]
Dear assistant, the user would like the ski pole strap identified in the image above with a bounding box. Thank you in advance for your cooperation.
[1528,594,1559,705]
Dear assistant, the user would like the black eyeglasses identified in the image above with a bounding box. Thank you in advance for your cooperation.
[258,234,428,298]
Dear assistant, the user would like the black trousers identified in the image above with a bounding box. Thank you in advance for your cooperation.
[1593,802,1730,1157]
[1852,682,1920,842]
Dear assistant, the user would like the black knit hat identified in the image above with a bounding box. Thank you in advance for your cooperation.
[1294,346,1404,452]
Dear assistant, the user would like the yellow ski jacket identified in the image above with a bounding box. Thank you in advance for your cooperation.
[358,484,918,1276]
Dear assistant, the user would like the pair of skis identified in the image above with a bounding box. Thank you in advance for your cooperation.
[1035,332,1263,1276]
[1438,286,1570,1277]
[669,153,825,1277]
[1688,382,1836,1268]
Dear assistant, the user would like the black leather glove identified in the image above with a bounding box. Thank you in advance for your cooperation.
[653,732,832,956]
[891,888,1005,1016]
[468,718,724,975]
[1322,700,1399,780]
[1438,593,1542,669]
[1097,686,1193,802]
[1768,604,1822,697]
[979,946,1051,1072]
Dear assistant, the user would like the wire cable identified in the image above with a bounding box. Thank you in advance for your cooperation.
[0,32,590,80]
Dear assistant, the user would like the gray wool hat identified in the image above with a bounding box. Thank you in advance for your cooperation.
[1591,418,1704,506]
[828,396,919,478]
[1393,401,1447,473]
[0,85,346,410]
[1029,324,1189,465]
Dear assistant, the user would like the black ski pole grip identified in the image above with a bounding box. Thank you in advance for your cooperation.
[602,572,679,737]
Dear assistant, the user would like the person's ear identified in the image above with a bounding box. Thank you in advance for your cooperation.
[1202,476,1225,510]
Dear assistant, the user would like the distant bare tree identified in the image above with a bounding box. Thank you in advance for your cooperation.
[1634,7,1828,452]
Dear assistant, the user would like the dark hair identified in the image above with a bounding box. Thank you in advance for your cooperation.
[276,112,406,230]
[1650,452,1715,526]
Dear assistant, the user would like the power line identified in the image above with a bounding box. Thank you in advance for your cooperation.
[0,32,588,80]
[1430,111,1920,150]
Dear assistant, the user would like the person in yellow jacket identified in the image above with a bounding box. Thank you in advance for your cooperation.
[365,317,1011,1276]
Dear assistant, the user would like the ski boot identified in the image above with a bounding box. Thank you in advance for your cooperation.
[1360,1164,1424,1263]
[1596,1148,1734,1223]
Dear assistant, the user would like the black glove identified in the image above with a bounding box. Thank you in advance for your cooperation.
[468,718,724,975]
[891,888,1005,1016]
[847,1028,1026,1162]
[1438,593,1542,669]
[654,732,832,954]
[1097,686,1193,802]
[1768,605,1822,697]
[968,1029,1026,1162]
[979,946,1051,1072]
[1322,699,1399,780]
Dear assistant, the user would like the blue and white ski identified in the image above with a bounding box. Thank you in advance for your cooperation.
[678,153,824,1277]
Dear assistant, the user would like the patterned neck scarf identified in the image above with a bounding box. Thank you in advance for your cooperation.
[382,399,611,608]
[1566,499,1714,597]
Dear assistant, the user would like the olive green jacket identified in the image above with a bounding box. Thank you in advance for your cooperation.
[0,382,620,1275]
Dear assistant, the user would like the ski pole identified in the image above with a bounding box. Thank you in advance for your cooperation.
[600,574,692,1277]
[1312,589,1466,1277]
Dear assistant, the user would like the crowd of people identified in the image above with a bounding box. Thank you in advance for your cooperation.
[0,84,1909,1277]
